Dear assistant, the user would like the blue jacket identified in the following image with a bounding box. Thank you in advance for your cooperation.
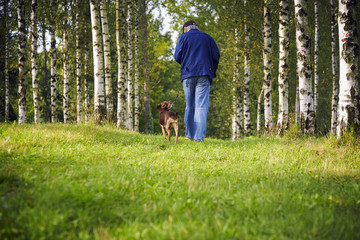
[174,29,220,84]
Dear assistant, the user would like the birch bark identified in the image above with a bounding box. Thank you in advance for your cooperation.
[134,0,140,132]
[313,0,319,130]
[263,0,272,133]
[76,0,82,123]
[243,0,251,136]
[336,0,359,138]
[295,0,315,134]
[330,0,338,135]
[90,0,105,122]
[5,0,9,123]
[127,0,134,131]
[277,0,290,135]
[232,28,242,140]
[116,0,127,128]
[100,0,114,121]
[31,0,40,123]
[63,0,69,123]
[18,0,27,124]
[50,0,57,123]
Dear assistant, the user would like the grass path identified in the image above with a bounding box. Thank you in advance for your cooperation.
[1,123,360,239]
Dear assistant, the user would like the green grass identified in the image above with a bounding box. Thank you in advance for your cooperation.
[0,123,360,239]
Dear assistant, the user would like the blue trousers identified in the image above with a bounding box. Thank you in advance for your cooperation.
[182,76,210,142]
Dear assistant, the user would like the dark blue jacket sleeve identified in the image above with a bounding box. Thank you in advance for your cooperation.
[174,35,183,64]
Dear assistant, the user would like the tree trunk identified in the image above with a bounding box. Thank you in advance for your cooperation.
[263,0,272,134]
[4,0,9,123]
[18,0,27,124]
[116,0,127,128]
[31,0,40,123]
[295,0,315,134]
[134,0,140,132]
[231,28,242,140]
[330,0,338,135]
[76,0,82,123]
[50,0,57,123]
[243,0,251,136]
[63,0,69,123]
[277,0,290,135]
[100,0,114,121]
[257,88,264,134]
[127,0,134,131]
[336,0,359,138]
[140,0,152,133]
[313,0,319,131]
[90,0,105,123]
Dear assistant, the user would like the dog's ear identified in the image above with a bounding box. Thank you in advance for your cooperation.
[168,100,172,105]
[157,104,161,109]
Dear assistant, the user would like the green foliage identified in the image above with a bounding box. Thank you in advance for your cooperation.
[1,124,360,239]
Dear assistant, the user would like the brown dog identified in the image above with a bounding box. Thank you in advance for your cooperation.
[157,101,179,144]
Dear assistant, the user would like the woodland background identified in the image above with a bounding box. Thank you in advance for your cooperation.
[0,0,360,139]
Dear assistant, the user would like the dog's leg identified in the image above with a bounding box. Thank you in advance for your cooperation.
[160,125,166,141]
[174,122,178,144]
[166,127,171,142]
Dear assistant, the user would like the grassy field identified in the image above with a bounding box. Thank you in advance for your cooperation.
[0,123,360,239]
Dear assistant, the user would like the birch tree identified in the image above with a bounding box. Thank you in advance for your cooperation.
[243,0,251,135]
[31,0,40,123]
[277,0,290,135]
[90,0,105,122]
[76,0,82,123]
[18,0,27,124]
[116,0,127,128]
[232,28,242,140]
[134,0,140,132]
[4,0,9,123]
[63,0,70,123]
[263,0,272,133]
[50,0,57,123]
[330,0,338,135]
[313,0,319,130]
[295,0,315,134]
[127,0,134,131]
[84,31,90,123]
[336,0,359,138]
[100,0,114,121]
[257,88,264,133]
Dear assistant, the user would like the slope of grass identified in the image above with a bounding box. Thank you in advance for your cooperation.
[0,123,359,239]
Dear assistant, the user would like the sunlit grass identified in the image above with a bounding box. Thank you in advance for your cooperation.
[0,123,359,239]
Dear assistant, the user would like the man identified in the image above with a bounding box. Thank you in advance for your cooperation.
[174,20,220,142]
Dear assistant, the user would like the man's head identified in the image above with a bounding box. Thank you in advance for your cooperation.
[183,21,199,33]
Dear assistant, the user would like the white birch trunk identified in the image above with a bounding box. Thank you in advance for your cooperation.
[76,0,82,123]
[127,0,134,131]
[90,0,105,122]
[263,0,272,133]
[243,0,251,136]
[257,88,264,134]
[50,0,57,123]
[330,0,338,135]
[277,0,290,135]
[134,0,140,132]
[231,28,242,140]
[313,0,319,130]
[42,26,50,122]
[31,0,40,123]
[5,0,9,123]
[100,0,114,121]
[116,0,127,128]
[18,0,27,124]
[295,0,315,134]
[336,0,359,138]
[63,0,69,123]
